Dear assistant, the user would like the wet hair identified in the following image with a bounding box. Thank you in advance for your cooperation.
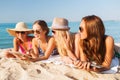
[80,15,105,64]
[33,20,49,36]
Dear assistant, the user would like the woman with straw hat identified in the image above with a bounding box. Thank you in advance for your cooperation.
[51,17,77,63]
[5,22,34,58]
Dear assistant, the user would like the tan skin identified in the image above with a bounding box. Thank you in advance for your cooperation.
[30,23,56,61]
[74,20,114,72]
[6,31,33,58]
[13,32,33,52]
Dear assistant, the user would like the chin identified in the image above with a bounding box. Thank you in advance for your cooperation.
[80,35,87,40]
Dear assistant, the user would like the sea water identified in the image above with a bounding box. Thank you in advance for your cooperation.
[0,20,120,49]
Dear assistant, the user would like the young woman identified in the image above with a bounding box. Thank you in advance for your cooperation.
[74,15,116,72]
[29,20,58,61]
[5,22,33,58]
[51,17,77,63]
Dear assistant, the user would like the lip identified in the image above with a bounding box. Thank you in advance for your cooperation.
[34,34,39,38]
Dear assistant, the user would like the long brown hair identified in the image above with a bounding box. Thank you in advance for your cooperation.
[80,15,105,64]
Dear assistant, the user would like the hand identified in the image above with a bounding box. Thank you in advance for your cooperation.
[62,56,73,64]
[74,61,91,71]
[29,58,38,62]
[74,60,82,68]
[20,55,30,60]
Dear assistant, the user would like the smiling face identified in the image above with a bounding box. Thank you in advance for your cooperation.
[33,23,46,39]
[79,20,87,39]
[16,31,28,40]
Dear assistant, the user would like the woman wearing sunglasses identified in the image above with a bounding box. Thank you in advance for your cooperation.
[28,20,58,61]
[5,22,34,58]
[51,17,77,63]
[74,15,119,72]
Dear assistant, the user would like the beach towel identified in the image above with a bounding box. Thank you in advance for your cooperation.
[101,57,119,74]
[40,55,119,74]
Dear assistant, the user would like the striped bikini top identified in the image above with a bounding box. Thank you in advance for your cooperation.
[38,39,58,56]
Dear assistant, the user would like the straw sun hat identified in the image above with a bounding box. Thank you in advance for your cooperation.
[51,17,70,30]
[7,22,33,36]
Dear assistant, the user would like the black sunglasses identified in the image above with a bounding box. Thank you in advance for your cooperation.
[52,30,55,34]
[16,31,25,34]
[33,30,41,34]
[79,27,84,32]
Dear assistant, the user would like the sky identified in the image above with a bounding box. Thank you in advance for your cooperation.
[0,0,120,23]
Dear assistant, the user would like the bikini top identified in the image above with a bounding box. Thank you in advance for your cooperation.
[19,38,32,54]
[38,39,58,56]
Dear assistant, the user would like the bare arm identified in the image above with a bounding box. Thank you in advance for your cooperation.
[74,36,114,72]
[38,37,56,60]
[13,37,19,51]
[75,33,81,59]
[31,37,56,61]
[90,36,114,72]
[32,38,39,58]
[97,36,114,71]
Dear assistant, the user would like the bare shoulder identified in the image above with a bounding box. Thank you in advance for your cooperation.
[105,35,114,43]
[48,36,55,42]
[105,36,114,46]
[32,37,37,42]
[32,38,39,47]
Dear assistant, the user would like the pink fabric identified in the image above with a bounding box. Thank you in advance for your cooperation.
[19,38,32,54]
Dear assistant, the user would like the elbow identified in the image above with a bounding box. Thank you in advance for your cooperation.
[99,65,111,72]
[104,66,110,70]
[40,56,49,60]
[44,56,49,60]
[102,62,111,71]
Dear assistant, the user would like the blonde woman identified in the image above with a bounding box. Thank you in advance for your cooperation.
[74,15,119,72]
[51,17,77,63]
[5,22,34,58]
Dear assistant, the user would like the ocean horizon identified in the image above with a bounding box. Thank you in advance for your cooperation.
[0,20,120,49]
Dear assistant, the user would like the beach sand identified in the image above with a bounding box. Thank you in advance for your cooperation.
[0,46,120,80]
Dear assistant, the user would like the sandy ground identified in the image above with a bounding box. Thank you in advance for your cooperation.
[0,47,120,80]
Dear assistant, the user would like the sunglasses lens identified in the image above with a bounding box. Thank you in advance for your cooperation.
[52,30,55,34]
[21,32,25,34]
[34,30,41,34]
[79,27,83,32]
[16,31,25,34]
[16,31,19,34]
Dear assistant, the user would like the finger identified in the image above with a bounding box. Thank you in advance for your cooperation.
[93,67,97,72]
[86,62,91,71]
[83,62,88,70]
[77,61,83,69]
[74,60,80,65]
[78,64,84,69]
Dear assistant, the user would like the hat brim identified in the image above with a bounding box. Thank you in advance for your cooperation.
[6,28,33,37]
[51,27,70,30]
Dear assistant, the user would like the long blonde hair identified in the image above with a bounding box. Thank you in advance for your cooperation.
[55,30,75,56]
